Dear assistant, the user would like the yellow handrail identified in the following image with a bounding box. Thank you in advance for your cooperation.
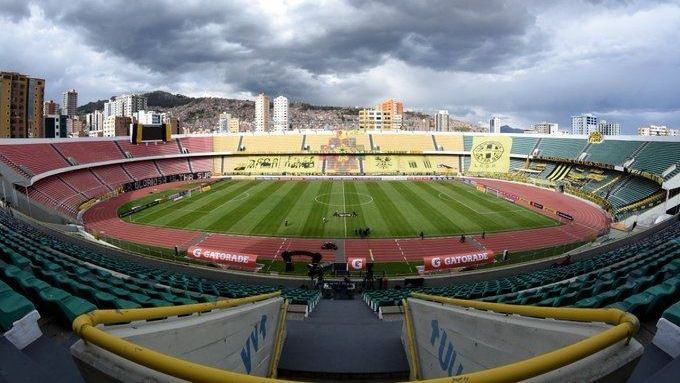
[268,299,289,378]
[72,292,298,383]
[410,293,639,383]
[401,298,420,381]
[71,291,640,383]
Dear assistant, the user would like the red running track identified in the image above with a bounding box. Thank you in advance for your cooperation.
[83,179,611,262]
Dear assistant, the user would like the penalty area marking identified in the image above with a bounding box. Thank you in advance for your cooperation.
[437,192,525,216]
[160,192,251,214]
[314,192,374,207]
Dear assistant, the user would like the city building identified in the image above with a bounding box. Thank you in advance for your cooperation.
[62,89,78,117]
[228,118,240,133]
[218,112,231,132]
[598,120,620,136]
[66,117,84,137]
[0,71,45,138]
[533,122,559,135]
[254,93,269,132]
[377,98,403,130]
[85,110,104,132]
[638,125,678,136]
[359,109,392,130]
[490,116,502,134]
[43,114,67,138]
[571,114,598,135]
[273,96,289,131]
[44,100,60,116]
[435,110,449,132]
[165,116,182,135]
[103,116,132,137]
[133,110,164,125]
[103,94,148,118]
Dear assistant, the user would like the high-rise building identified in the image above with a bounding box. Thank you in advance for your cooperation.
[229,118,240,133]
[533,122,559,135]
[255,93,269,132]
[571,114,598,135]
[218,112,231,132]
[133,110,164,125]
[62,89,78,117]
[103,94,147,118]
[273,96,289,131]
[598,120,620,136]
[85,110,104,132]
[377,98,404,130]
[0,72,45,138]
[638,125,678,136]
[44,100,60,116]
[103,116,132,137]
[435,110,449,132]
[44,114,67,138]
[359,109,392,130]
[489,116,502,134]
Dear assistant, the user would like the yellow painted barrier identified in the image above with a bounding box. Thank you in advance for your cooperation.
[401,298,420,381]
[71,290,640,383]
[410,293,639,383]
[268,299,289,378]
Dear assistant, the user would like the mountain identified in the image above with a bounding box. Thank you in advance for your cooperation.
[77,99,107,114]
[77,90,482,132]
[500,125,524,134]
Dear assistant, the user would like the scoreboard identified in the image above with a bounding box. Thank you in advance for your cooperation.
[129,123,172,144]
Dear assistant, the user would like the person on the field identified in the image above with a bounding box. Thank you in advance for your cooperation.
[420,231,424,240]
[460,234,466,243]
[323,217,327,224]
[285,219,288,227]
[481,231,485,239]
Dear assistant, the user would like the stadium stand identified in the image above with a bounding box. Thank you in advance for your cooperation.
[605,176,661,210]
[535,137,587,159]
[52,141,124,165]
[241,134,302,153]
[0,144,69,177]
[435,134,464,151]
[371,134,435,152]
[189,157,213,173]
[363,219,680,315]
[463,135,473,151]
[212,135,241,152]
[91,164,133,188]
[510,136,539,156]
[303,133,336,152]
[0,210,320,322]
[117,140,181,158]
[583,140,642,165]
[60,171,109,198]
[156,158,191,176]
[177,136,213,153]
[630,141,680,178]
[123,161,162,180]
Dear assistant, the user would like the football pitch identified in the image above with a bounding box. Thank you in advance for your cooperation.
[123,180,560,238]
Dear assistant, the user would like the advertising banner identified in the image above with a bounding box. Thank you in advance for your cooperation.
[423,250,495,272]
[347,257,367,271]
[187,246,258,270]
[531,201,544,209]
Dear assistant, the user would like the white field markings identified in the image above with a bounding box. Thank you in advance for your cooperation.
[369,248,375,262]
[395,239,410,266]
[342,180,347,237]
[437,188,533,217]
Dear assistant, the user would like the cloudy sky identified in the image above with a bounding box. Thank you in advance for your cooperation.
[1,0,679,132]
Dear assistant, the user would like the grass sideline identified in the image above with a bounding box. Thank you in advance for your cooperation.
[123,179,559,239]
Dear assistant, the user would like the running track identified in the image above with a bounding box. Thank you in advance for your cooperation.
[83,179,611,263]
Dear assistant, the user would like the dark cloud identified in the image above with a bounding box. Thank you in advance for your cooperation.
[0,0,30,21]
[1,0,679,132]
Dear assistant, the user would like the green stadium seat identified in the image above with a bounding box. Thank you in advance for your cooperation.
[0,282,36,332]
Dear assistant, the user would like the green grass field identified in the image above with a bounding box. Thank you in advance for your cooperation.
[122,180,559,238]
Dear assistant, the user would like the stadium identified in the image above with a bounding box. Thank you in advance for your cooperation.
[1,130,680,382]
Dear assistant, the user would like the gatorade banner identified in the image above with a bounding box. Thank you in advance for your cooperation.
[468,136,513,173]
[187,246,258,270]
[347,257,367,271]
[423,250,495,272]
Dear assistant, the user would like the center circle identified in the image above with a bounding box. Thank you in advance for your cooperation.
[314,192,374,207]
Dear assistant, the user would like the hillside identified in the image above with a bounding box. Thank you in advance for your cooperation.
[79,91,481,132]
